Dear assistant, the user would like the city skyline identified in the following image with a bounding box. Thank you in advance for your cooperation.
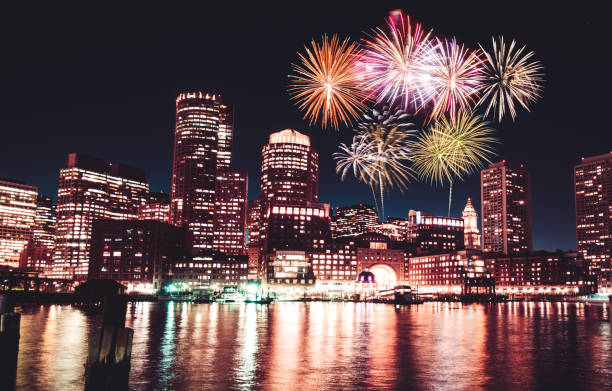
[1,3,609,252]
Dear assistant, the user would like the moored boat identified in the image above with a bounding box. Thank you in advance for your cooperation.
[215,286,246,303]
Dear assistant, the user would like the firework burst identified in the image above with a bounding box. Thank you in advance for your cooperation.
[288,34,366,130]
[334,107,417,218]
[412,110,497,215]
[477,36,544,122]
[426,38,483,120]
[357,11,436,112]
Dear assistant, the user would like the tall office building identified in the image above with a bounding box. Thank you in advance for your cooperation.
[462,198,481,250]
[138,191,170,222]
[213,168,248,255]
[260,129,318,206]
[574,152,612,287]
[332,203,379,238]
[481,161,532,254]
[170,92,233,252]
[0,178,37,267]
[51,153,148,279]
[20,194,56,271]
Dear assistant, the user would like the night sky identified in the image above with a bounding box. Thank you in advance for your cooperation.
[1,2,608,251]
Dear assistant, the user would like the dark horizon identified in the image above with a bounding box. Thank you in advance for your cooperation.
[1,2,609,251]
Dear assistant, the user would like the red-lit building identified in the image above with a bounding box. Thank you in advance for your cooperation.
[481,161,532,254]
[170,92,233,252]
[213,168,248,255]
[51,154,148,279]
[167,252,248,291]
[407,210,464,254]
[484,251,596,295]
[0,178,37,268]
[407,250,494,295]
[138,191,170,223]
[574,152,612,291]
[372,216,409,242]
[248,129,319,279]
[19,194,56,272]
[88,219,186,293]
[332,202,378,238]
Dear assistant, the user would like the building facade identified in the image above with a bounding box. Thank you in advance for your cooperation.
[51,153,148,279]
[332,203,378,238]
[138,191,170,222]
[574,152,612,290]
[407,210,464,254]
[481,161,532,254]
[484,251,596,295]
[213,168,248,255]
[0,179,37,267]
[19,194,56,271]
[462,198,481,250]
[170,92,233,252]
[88,219,186,293]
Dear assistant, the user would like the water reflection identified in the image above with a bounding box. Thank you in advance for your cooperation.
[14,302,612,391]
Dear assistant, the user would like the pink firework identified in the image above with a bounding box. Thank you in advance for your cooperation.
[425,38,484,120]
[357,11,436,113]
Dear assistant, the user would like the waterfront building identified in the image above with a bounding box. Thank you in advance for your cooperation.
[484,251,596,295]
[407,250,494,295]
[481,161,532,254]
[462,198,481,250]
[332,203,378,238]
[262,202,331,251]
[0,178,37,267]
[19,194,56,271]
[310,237,358,293]
[246,198,262,279]
[165,252,248,292]
[574,152,612,291]
[51,153,148,279]
[356,232,407,291]
[138,191,170,222]
[407,210,464,254]
[213,168,248,255]
[169,92,233,252]
[372,216,409,242]
[88,219,186,293]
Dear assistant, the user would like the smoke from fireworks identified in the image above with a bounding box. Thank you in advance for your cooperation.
[477,36,544,122]
[288,34,366,130]
[357,11,435,112]
[334,107,417,218]
[412,110,497,215]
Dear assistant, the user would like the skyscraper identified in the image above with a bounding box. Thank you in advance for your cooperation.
[51,153,148,279]
[138,191,170,223]
[481,161,532,254]
[0,178,37,267]
[260,129,318,206]
[170,92,233,251]
[213,168,248,255]
[574,152,612,289]
[462,198,481,250]
[332,203,378,238]
[19,194,56,271]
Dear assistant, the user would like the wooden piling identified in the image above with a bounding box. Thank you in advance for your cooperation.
[84,295,133,391]
[0,294,20,390]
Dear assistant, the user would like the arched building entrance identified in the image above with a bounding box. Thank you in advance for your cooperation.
[368,264,398,291]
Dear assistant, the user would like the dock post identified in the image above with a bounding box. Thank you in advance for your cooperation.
[84,295,133,391]
[0,294,20,390]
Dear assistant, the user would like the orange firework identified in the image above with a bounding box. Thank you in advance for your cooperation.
[289,35,366,130]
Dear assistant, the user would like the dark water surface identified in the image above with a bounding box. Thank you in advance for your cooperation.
[14,302,612,390]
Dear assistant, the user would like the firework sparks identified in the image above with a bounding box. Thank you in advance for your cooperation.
[288,34,366,130]
[477,36,544,122]
[412,110,497,214]
[357,11,436,112]
[334,107,417,218]
[426,38,483,120]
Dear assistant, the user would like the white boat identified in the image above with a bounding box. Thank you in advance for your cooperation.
[215,286,246,303]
